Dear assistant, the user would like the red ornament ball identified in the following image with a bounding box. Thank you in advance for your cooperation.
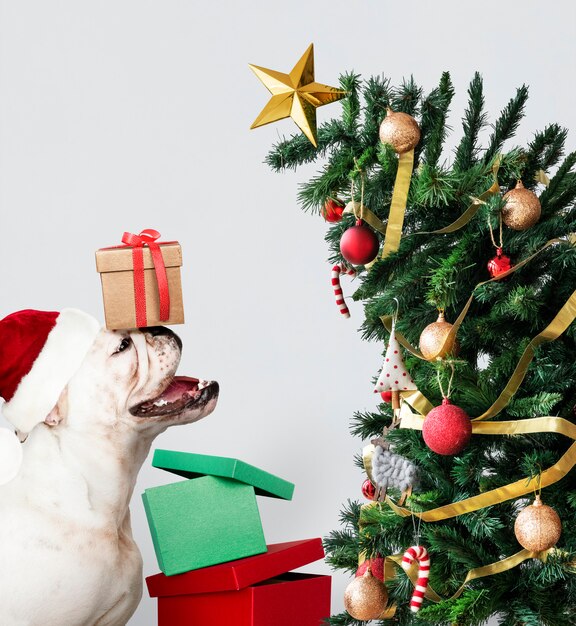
[322,198,344,223]
[362,479,376,500]
[380,390,393,403]
[356,557,385,582]
[422,398,472,455]
[487,247,512,278]
[340,220,380,265]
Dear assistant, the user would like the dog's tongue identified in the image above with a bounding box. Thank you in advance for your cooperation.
[160,377,201,403]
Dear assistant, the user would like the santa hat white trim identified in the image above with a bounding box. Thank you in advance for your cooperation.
[2,308,100,433]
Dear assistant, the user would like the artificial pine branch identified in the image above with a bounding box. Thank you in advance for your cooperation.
[522,124,567,188]
[484,85,529,165]
[454,72,488,172]
[420,72,455,167]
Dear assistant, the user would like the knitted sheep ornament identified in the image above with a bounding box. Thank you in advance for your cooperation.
[371,442,420,504]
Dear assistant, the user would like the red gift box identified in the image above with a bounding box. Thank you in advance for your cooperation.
[146,539,331,626]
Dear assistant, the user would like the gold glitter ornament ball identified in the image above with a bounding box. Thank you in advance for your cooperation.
[502,180,541,231]
[419,311,460,361]
[514,495,562,552]
[379,108,421,154]
[343,568,388,621]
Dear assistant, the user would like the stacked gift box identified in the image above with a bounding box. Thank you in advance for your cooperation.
[143,449,331,625]
[95,229,184,330]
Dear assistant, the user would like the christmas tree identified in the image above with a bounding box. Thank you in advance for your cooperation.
[266,72,576,625]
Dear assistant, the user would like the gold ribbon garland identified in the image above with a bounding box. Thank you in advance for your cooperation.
[380,283,576,422]
[359,204,388,236]
[349,155,500,261]
[345,200,388,236]
[376,548,545,611]
[413,156,501,236]
[360,414,576,612]
[400,388,435,416]
[358,412,570,612]
[367,243,576,523]
[363,409,576,523]
[535,169,551,187]
[379,238,575,422]
[355,161,575,613]
[362,444,376,481]
[474,289,576,421]
[357,505,547,617]
[382,149,415,258]
[388,548,547,603]
[382,237,571,363]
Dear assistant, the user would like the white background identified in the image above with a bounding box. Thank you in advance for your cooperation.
[0,1,574,624]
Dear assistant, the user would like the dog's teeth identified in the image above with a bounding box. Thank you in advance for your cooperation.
[154,399,169,407]
[198,380,210,390]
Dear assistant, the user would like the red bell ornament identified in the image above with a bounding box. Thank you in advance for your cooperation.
[487,248,512,278]
[340,220,380,265]
[322,198,344,223]
[380,390,393,403]
[361,479,376,500]
[422,397,472,455]
[356,557,385,582]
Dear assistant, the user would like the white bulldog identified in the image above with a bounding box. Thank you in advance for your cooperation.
[0,325,219,626]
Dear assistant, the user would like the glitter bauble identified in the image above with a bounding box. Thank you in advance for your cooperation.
[380,390,393,403]
[344,568,388,621]
[379,108,421,154]
[419,312,459,360]
[322,198,344,223]
[340,219,380,265]
[514,495,562,552]
[422,398,472,455]
[487,247,512,278]
[361,479,376,500]
[356,557,385,582]
[502,180,541,231]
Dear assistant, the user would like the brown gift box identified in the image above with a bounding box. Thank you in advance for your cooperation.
[95,242,184,330]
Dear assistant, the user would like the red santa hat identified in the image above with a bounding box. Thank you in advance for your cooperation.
[0,308,101,434]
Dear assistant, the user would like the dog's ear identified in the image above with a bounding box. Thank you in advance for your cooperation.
[45,388,68,427]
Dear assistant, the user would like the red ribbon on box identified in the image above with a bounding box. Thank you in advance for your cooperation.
[121,229,170,327]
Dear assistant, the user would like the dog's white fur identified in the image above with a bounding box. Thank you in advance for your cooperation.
[0,327,218,626]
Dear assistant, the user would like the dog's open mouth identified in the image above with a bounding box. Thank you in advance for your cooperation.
[130,377,219,418]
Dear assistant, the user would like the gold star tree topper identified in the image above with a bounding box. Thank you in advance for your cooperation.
[249,44,347,147]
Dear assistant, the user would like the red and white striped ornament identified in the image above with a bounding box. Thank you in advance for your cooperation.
[401,545,430,613]
[331,263,356,318]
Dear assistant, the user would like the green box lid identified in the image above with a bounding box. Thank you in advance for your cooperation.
[152,449,295,501]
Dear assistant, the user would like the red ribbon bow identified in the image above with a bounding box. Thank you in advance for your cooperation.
[121,229,170,327]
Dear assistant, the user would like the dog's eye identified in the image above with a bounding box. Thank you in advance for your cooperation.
[113,337,132,355]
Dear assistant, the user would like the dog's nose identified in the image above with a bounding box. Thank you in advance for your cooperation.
[141,326,182,351]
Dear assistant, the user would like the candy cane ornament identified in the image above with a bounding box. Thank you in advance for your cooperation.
[331,263,356,318]
[401,545,430,613]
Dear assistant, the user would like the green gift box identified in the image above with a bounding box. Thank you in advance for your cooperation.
[143,450,295,576]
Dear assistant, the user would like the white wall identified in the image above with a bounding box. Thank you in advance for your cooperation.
[0,1,574,624]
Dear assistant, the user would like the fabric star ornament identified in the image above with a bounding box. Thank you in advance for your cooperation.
[375,326,417,394]
[249,43,347,147]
